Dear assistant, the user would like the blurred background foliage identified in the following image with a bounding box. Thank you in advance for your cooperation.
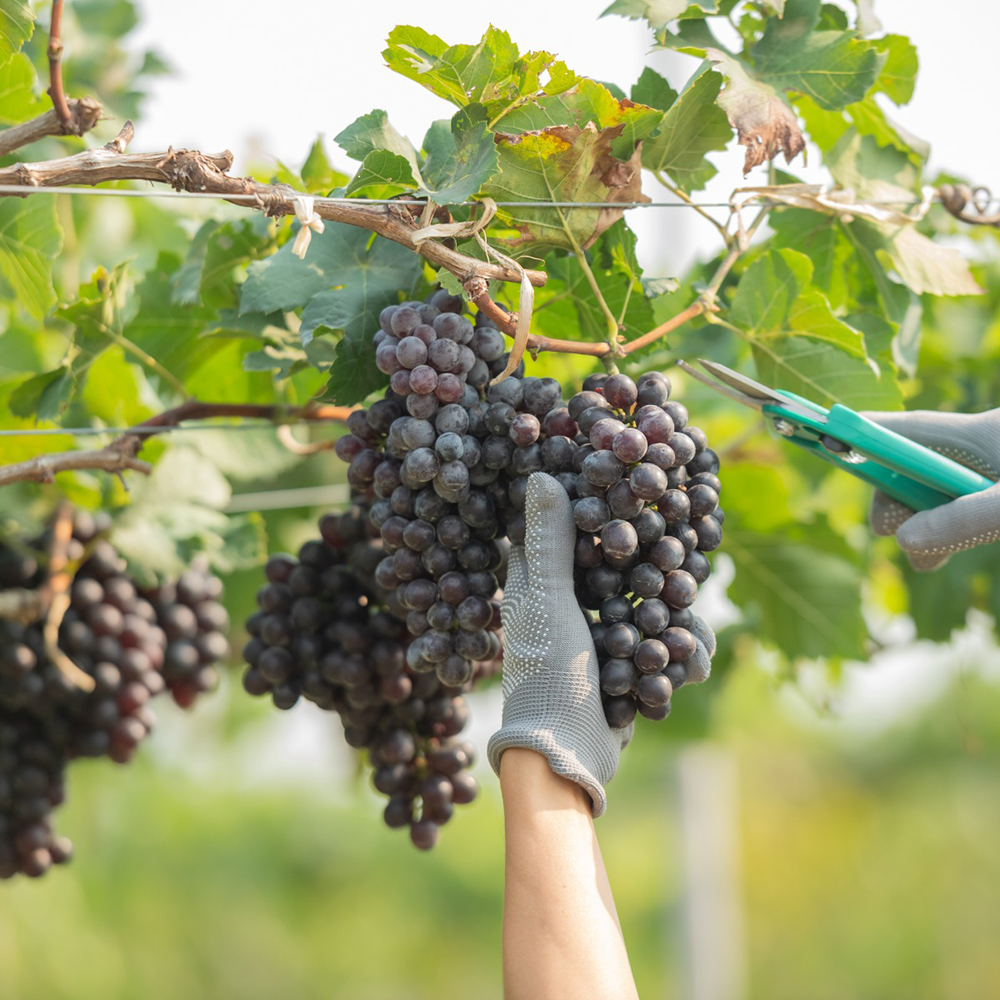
[2,0,1000,997]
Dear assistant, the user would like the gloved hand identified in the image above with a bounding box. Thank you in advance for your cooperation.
[487,472,632,817]
[864,408,1000,570]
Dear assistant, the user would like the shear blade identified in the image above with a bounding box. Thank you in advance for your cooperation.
[696,359,788,404]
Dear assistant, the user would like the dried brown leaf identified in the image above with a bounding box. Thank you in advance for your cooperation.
[706,49,805,175]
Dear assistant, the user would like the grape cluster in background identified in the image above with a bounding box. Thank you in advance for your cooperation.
[240,286,723,849]
[241,502,482,851]
[0,513,229,879]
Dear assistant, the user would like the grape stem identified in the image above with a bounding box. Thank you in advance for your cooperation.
[468,206,771,364]
[40,503,96,691]
[46,0,74,131]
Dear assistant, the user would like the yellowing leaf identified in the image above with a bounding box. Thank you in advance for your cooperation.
[484,123,648,253]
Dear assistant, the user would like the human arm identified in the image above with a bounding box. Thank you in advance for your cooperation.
[499,747,639,1000]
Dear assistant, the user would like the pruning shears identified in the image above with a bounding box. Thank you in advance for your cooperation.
[677,359,994,512]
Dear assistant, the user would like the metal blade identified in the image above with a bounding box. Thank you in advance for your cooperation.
[696,359,787,403]
[675,360,766,412]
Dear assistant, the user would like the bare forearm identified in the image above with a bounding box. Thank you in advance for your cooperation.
[499,748,639,1000]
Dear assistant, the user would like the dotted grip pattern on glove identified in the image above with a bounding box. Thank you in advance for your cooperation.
[487,473,631,817]
[864,409,1000,571]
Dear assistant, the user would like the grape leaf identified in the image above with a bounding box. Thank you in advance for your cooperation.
[296,233,421,344]
[825,134,981,298]
[901,544,1000,642]
[241,222,418,320]
[705,49,805,173]
[543,222,655,346]
[301,137,349,193]
[731,248,903,409]
[601,0,719,31]
[725,522,867,660]
[0,197,62,320]
[753,30,882,111]
[0,52,45,127]
[496,78,663,160]
[0,0,33,61]
[198,218,274,311]
[483,124,647,253]
[344,149,418,198]
[334,109,425,184]
[112,447,265,584]
[172,221,221,306]
[383,25,578,119]
[319,324,388,406]
[872,34,917,106]
[634,64,730,191]
[420,117,499,204]
[122,253,223,382]
[8,367,74,421]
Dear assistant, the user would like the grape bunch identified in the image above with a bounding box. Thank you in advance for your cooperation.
[0,511,229,877]
[563,370,722,728]
[243,287,722,848]
[0,712,72,879]
[140,561,230,709]
[241,501,479,850]
[344,293,722,729]
[337,304,511,690]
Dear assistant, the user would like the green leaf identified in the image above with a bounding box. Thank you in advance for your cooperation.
[767,209,853,310]
[0,197,62,320]
[496,78,663,159]
[344,149,419,198]
[172,221,221,306]
[725,522,868,660]
[8,367,74,421]
[0,51,45,127]
[872,34,917,106]
[291,233,421,344]
[751,334,902,410]
[635,65,730,191]
[242,222,414,318]
[122,253,223,382]
[483,123,648,253]
[852,220,981,300]
[73,0,138,36]
[420,116,499,204]
[825,133,981,299]
[730,248,903,409]
[0,0,33,61]
[301,137,349,193]
[319,324,388,405]
[382,25,578,120]
[753,30,882,111]
[601,0,719,32]
[901,544,1000,642]
[198,218,274,311]
[112,447,266,583]
[537,221,655,348]
[334,109,425,184]
[846,97,928,166]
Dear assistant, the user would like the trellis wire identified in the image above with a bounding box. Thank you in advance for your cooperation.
[0,182,929,211]
[0,421,342,438]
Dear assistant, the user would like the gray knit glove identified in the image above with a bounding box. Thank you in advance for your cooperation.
[488,472,632,817]
[864,408,1000,570]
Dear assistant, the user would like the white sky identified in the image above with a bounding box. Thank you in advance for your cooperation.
[127,0,1000,275]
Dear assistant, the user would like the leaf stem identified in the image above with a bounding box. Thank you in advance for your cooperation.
[653,172,730,242]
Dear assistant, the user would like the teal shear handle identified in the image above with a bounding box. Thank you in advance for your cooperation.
[764,398,995,512]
